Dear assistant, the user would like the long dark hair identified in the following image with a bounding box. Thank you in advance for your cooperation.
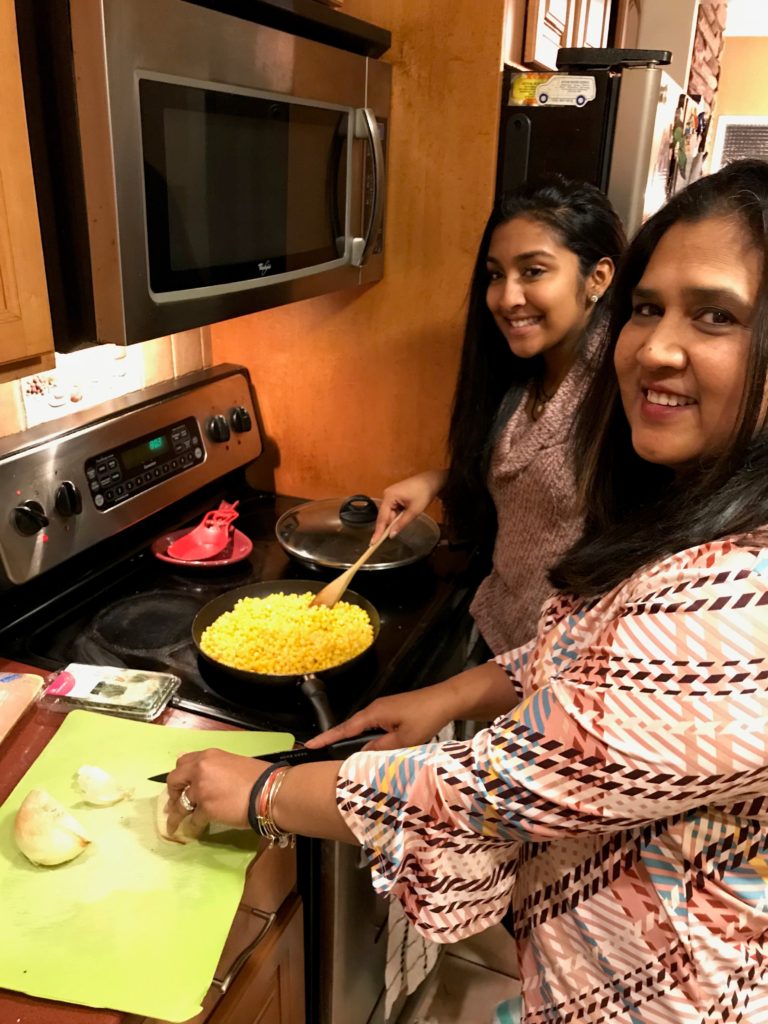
[551,159,768,597]
[441,175,626,549]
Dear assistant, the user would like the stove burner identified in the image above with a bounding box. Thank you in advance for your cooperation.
[89,591,205,658]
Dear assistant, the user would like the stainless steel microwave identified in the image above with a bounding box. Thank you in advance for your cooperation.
[16,0,391,345]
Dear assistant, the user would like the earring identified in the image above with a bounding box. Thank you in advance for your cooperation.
[590,294,599,304]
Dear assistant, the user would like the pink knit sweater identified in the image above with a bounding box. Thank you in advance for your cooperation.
[469,347,595,653]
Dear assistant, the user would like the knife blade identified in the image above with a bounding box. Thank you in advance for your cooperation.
[147,732,385,783]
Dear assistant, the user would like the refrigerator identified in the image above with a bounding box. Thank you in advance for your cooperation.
[496,48,680,237]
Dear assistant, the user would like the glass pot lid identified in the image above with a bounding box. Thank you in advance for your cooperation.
[275,494,440,570]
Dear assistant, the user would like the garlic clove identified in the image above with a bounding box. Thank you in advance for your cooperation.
[14,789,92,866]
[74,764,130,806]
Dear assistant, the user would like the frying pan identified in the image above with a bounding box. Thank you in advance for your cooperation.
[191,579,380,731]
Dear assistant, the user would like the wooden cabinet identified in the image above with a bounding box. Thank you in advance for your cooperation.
[613,0,642,48]
[207,895,304,1024]
[0,0,55,384]
[524,0,572,69]
[571,0,612,49]
[524,0,613,69]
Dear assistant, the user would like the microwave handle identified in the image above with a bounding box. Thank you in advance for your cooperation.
[351,107,385,268]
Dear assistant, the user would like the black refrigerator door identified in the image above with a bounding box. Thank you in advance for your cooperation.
[496,67,621,200]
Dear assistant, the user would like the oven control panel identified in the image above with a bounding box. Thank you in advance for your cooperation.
[0,365,262,585]
[85,417,204,511]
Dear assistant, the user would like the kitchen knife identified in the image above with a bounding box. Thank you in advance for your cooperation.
[147,732,385,783]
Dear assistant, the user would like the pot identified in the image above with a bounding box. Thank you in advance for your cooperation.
[191,579,381,731]
[276,494,440,572]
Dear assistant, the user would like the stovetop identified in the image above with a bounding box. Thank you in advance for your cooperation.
[1,490,476,741]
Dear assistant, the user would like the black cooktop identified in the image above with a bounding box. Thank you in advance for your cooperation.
[2,491,476,741]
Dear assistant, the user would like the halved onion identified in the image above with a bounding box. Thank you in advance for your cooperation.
[74,764,130,806]
[155,790,206,845]
[14,789,92,866]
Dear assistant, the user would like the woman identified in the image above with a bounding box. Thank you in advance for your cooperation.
[373,176,626,654]
[167,159,768,1022]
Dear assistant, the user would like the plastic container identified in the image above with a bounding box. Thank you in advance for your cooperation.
[42,664,180,722]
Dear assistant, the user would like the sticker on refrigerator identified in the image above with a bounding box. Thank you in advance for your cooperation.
[508,73,596,108]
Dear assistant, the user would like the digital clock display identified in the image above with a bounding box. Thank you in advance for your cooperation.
[121,434,169,471]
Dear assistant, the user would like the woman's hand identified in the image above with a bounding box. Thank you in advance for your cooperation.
[164,748,270,835]
[305,684,463,752]
[164,750,357,845]
[371,469,448,543]
[306,661,516,753]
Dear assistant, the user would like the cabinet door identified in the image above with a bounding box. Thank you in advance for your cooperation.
[571,0,612,49]
[208,895,304,1024]
[524,0,574,70]
[613,0,641,48]
[0,0,55,384]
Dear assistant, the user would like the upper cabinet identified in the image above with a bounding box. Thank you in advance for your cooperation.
[525,0,573,69]
[0,0,55,385]
[524,0,614,69]
[613,0,641,48]
[572,0,613,50]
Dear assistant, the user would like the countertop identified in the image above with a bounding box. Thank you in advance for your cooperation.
[0,657,241,1024]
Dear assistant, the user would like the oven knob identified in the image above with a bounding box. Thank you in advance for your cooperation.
[230,406,252,433]
[54,480,83,517]
[207,414,231,443]
[12,500,50,536]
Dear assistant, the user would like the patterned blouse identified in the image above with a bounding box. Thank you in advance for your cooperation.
[337,532,768,1023]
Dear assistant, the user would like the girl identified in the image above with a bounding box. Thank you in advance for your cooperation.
[167,159,768,1022]
[373,176,626,654]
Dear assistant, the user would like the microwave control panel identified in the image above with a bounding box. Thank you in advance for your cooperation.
[84,417,204,511]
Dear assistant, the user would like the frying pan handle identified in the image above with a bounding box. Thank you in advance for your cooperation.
[299,674,336,732]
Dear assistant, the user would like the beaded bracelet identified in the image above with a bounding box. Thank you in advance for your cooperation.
[247,761,296,848]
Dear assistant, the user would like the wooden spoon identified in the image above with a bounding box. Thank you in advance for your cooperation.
[309,513,403,608]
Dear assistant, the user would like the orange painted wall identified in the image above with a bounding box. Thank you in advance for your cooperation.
[211,0,505,499]
[716,37,768,118]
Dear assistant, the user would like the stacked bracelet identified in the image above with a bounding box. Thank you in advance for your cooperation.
[247,761,296,848]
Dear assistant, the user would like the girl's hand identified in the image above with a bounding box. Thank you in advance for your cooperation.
[371,469,448,543]
[164,749,271,835]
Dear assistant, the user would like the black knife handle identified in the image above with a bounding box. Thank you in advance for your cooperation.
[261,732,384,764]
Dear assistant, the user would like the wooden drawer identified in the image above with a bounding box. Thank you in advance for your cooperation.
[241,842,296,915]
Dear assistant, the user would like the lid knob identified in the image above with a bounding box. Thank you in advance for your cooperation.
[339,495,378,525]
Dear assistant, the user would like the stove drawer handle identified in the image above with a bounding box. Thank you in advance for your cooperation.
[211,906,276,994]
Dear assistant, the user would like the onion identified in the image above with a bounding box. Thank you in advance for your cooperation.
[74,764,130,806]
[14,789,92,866]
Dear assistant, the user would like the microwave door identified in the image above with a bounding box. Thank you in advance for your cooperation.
[140,79,354,299]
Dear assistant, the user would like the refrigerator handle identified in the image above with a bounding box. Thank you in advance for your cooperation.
[499,113,531,199]
[351,107,385,268]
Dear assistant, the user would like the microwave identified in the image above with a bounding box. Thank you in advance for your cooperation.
[16,0,391,346]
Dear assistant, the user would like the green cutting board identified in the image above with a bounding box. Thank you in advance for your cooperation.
[0,711,293,1022]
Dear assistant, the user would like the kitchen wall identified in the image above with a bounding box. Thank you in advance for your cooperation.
[211,0,507,500]
[715,38,768,119]
[0,330,209,438]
